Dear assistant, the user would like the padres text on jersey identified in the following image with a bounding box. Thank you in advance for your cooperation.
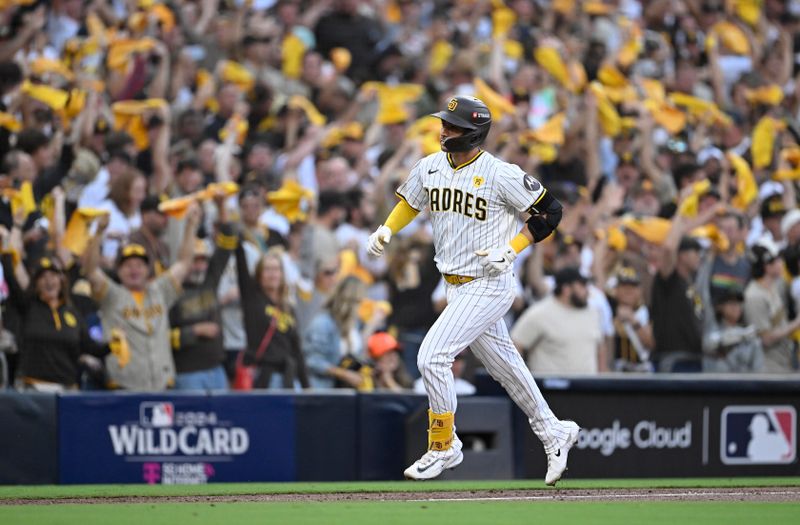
[396,150,545,276]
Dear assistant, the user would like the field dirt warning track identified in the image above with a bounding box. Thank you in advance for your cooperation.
[4,487,800,505]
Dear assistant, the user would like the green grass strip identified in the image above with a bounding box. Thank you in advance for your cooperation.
[1,477,798,500]
[1,501,799,525]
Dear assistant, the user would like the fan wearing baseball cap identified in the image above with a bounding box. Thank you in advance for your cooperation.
[742,237,800,373]
[367,331,413,392]
[703,285,763,373]
[511,267,605,375]
[649,183,727,372]
[128,194,170,276]
[0,253,109,390]
[759,193,789,247]
[82,202,202,390]
[167,196,238,391]
[608,264,654,372]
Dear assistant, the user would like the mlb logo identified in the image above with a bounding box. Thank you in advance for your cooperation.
[140,402,175,428]
[720,406,796,465]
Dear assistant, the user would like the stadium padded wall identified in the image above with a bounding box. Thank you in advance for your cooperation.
[1,378,798,484]
[0,392,58,484]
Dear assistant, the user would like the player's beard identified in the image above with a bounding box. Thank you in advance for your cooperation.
[569,292,588,308]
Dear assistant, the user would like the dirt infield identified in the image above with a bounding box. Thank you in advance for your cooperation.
[4,487,799,505]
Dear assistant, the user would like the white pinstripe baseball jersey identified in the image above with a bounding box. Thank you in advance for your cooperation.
[396,150,545,276]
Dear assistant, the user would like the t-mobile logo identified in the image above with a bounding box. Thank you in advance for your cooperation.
[142,462,161,484]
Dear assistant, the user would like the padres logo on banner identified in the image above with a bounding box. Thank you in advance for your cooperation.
[473,176,484,187]
[448,98,458,111]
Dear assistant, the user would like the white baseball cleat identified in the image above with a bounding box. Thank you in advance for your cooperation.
[404,440,463,480]
[545,421,581,486]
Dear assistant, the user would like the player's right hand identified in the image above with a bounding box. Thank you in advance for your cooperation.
[475,245,517,276]
[367,225,392,258]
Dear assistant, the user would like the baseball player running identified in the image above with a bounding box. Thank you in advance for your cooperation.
[367,95,580,485]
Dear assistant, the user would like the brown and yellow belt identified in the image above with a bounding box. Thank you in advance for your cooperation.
[442,274,476,286]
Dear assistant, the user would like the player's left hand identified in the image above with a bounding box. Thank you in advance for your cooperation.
[475,245,517,276]
[367,225,392,258]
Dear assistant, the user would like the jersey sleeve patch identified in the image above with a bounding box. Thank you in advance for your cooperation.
[497,165,546,213]
[523,174,541,192]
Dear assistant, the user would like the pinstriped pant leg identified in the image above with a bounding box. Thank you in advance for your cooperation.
[469,318,568,453]
[417,275,512,414]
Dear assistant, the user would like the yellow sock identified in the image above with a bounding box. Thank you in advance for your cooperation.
[428,410,455,451]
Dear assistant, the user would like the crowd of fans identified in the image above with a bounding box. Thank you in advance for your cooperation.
[1,0,799,392]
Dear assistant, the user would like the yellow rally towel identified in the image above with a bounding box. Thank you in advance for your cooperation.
[63,208,110,255]
[218,115,248,145]
[667,92,731,127]
[617,35,642,68]
[598,63,628,89]
[584,0,614,14]
[266,179,316,223]
[195,181,240,201]
[111,98,168,150]
[406,116,442,155]
[552,0,575,15]
[21,81,69,110]
[643,99,687,135]
[503,40,524,61]
[322,122,365,149]
[357,299,392,323]
[773,147,800,181]
[109,328,131,368]
[526,112,566,145]
[376,105,409,126]
[527,143,558,163]
[288,95,327,126]
[727,152,758,210]
[692,224,730,252]
[492,6,516,38]
[429,40,453,76]
[338,249,374,285]
[708,21,750,55]
[282,33,306,80]
[220,60,255,92]
[106,38,156,72]
[362,82,425,126]
[474,77,516,120]
[0,112,21,132]
[534,46,570,89]
[158,195,195,218]
[63,89,86,120]
[599,225,627,251]
[30,57,74,81]
[745,84,783,106]
[621,216,672,245]
[752,116,785,169]
[150,4,176,33]
[330,47,351,73]
[677,179,711,218]
[590,82,621,137]
[641,78,666,103]
[158,182,240,218]
[733,0,762,26]
[9,182,37,223]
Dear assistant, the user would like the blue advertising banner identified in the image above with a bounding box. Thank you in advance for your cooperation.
[59,393,295,484]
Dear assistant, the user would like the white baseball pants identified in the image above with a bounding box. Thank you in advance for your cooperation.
[417,272,571,453]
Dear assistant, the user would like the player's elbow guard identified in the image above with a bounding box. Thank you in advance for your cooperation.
[526,191,562,243]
